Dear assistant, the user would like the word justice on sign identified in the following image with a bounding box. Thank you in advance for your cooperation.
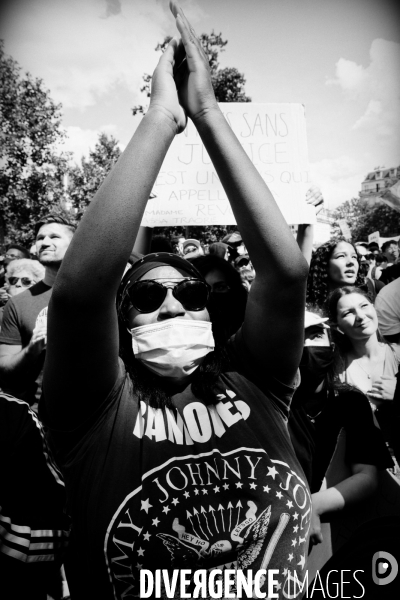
[141,103,316,227]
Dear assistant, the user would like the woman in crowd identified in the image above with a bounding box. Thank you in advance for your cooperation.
[4,259,45,299]
[306,239,364,309]
[0,259,45,329]
[41,4,310,598]
[328,286,400,447]
[288,311,392,546]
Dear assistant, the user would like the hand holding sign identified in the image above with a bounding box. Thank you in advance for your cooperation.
[305,185,324,215]
[170,1,218,121]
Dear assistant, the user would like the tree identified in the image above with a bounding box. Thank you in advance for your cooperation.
[68,133,122,217]
[0,41,70,248]
[331,197,400,242]
[132,31,250,116]
[351,202,400,241]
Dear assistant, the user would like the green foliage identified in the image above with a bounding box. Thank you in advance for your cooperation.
[331,197,400,242]
[0,41,69,248]
[132,31,250,116]
[351,203,400,241]
[68,133,121,217]
[331,198,365,238]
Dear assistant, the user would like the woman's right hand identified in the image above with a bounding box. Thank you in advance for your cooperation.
[149,36,187,134]
[368,376,396,402]
[169,1,218,121]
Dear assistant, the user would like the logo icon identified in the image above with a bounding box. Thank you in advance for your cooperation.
[372,551,398,586]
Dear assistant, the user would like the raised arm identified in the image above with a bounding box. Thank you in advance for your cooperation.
[43,39,187,428]
[171,2,308,384]
[296,185,324,265]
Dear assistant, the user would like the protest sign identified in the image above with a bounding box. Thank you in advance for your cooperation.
[141,103,315,227]
[368,231,380,244]
[338,219,352,241]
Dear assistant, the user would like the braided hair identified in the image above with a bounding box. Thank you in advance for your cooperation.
[306,238,364,309]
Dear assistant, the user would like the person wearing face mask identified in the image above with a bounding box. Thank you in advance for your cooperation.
[41,5,311,598]
[288,311,392,547]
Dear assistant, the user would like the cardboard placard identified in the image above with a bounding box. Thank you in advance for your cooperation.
[368,231,380,244]
[141,103,315,227]
[338,219,352,241]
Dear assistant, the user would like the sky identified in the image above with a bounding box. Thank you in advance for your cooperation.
[1,0,400,210]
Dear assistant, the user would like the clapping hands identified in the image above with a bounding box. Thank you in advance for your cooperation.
[149,1,218,133]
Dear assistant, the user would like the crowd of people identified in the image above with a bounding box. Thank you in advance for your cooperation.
[1,3,400,599]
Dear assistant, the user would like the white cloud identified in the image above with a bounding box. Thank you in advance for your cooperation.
[57,124,124,162]
[327,38,400,137]
[327,59,367,92]
[310,156,365,210]
[1,0,206,109]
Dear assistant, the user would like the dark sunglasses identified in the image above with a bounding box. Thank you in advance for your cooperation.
[8,276,34,287]
[127,278,210,313]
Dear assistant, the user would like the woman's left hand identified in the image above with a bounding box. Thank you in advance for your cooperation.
[368,376,396,401]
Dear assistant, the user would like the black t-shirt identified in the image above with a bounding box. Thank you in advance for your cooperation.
[0,392,69,596]
[288,386,393,493]
[42,335,311,599]
[379,263,400,285]
[0,281,51,404]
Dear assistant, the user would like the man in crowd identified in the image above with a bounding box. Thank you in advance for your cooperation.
[379,240,400,284]
[182,238,204,259]
[382,239,399,265]
[0,212,76,406]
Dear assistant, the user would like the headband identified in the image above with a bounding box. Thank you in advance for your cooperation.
[117,252,205,318]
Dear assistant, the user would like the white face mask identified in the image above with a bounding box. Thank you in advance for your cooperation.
[130,319,215,379]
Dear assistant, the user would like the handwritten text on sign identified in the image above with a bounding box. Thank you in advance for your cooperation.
[142,103,315,227]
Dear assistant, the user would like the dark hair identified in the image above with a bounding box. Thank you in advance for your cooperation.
[306,238,364,308]
[34,210,77,237]
[381,240,397,253]
[6,244,30,259]
[368,242,380,252]
[189,254,248,341]
[375,253,388,265]
[298,306,363,396]
[150,235,173,253]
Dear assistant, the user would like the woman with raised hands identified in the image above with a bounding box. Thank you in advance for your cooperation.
[41,3,309,598]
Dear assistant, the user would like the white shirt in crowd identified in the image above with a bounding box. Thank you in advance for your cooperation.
[375,278,400,336]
